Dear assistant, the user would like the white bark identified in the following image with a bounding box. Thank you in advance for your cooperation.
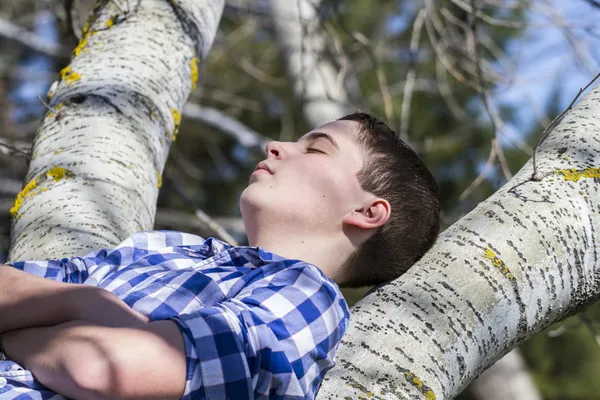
[8,0,224,261]
[270,0,350,127]
[318,80,600,399]
[469,349,542,400]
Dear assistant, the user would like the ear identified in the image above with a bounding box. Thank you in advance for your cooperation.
[342,198,391,230]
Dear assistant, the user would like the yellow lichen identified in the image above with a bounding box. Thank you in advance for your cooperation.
[46,103,64,119]
[424,390,436,400]
[10,178,39,219]
[105,17,115,28]
[556,168,600,182]
[82,21,91,36]
[484,247,515,280]
[170,108,182,141]
[72,34,89,58]
[402,371,436,400]
[157,172,163,189]
[190,57,199,94]
[60,66,82,85]
[46,166,72,182]
[10,167,72,219]
[55,149,63,155]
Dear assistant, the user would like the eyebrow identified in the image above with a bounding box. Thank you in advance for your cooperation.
[301,132,341,152]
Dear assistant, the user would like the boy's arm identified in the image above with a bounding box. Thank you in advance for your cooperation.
[3,320,185,400]
[0,265,148,333]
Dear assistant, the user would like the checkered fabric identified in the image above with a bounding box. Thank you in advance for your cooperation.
[0,230,350,399]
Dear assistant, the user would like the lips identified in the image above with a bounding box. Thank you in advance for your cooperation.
[254,161,273,175]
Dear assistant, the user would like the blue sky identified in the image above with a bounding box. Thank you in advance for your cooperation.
[495,0,600,142]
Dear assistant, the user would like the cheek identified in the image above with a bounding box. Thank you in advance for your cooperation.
[306,167,357,203]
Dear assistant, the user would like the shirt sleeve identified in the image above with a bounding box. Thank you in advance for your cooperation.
[7,254,99,284]
[169,263,350,400]
[6,230,208,285]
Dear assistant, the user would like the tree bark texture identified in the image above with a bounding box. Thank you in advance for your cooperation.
[8,0,224,261]
[270,0,350,127]
[318,84,600,399]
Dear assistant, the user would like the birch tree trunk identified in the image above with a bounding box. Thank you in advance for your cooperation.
[8,0,224,261]
[317,79,600,399]
[270,0,350,127]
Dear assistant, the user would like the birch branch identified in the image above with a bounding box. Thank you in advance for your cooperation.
[8,0,225,261]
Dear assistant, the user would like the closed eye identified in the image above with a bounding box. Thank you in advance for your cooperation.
[306,147,326,154]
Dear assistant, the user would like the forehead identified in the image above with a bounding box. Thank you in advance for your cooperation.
[298,120,361,146]
[299,120,364,169]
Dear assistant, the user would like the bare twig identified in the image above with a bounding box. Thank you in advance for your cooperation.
[0,139,31,157]
[109,0,126,13]
[468,0,512,181]
[459,138,498,201]
[183,103,268,151]
[351,32,396,132]
[170,145,205,181]
[399,9,427,142]
[435,58,467,120]
[539,0,595,74]
[531,71,600,180]
[0,17,70,59]
[240,58,287,87]
[166,175,239,246]
[580,313,600,347]
[424,0,480,90]
[155,208,245,239]
[450,0,527,28]
[202,88,262,112]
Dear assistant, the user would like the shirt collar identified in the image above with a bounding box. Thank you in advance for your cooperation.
[207,237,289,264]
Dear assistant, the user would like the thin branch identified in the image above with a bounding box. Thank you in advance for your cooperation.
[424,0,480,91]
[450,0,527,28]
[155,208,245,238]
[240,58,287,87]
[0,139,31,157]
[469,0,512,181]
[399,9,427,142]
[183,103,268,151]
[531,71,600,180]
[170,145,205,181]
[459,138,498,201]
[0,17,70,59]
[435,57,467,120]
[539,0,595,74]
[351,32,396,132]
[584,0,600,8]
[166,175,239,246]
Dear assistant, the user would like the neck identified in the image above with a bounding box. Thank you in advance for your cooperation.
[248,229,354,285]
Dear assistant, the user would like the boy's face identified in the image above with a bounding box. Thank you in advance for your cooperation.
[240,120,368,237]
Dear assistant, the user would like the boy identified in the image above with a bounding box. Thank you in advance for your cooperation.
[0,112,439,399]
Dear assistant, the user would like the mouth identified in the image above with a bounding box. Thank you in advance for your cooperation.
[253,162,273,175]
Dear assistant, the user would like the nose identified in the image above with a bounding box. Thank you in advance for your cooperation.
[266,141,285,159]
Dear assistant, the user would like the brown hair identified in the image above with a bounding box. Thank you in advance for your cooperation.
[339,112,440,287]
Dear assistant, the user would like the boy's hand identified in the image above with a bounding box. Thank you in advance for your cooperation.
[69,286,149,327]
[0,265,147,333]
[4,320,185,400]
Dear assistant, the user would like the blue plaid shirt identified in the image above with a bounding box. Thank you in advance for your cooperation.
[0,230,350,399]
